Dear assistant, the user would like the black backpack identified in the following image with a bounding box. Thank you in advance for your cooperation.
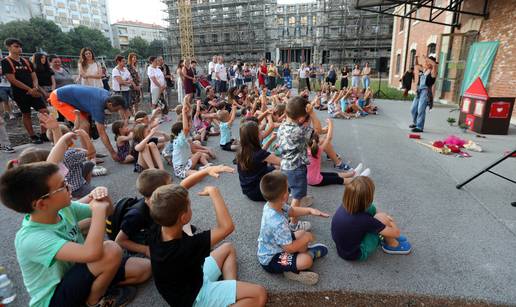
[106,197,142,240]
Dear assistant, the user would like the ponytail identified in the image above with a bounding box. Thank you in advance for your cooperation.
[309,132,319,158]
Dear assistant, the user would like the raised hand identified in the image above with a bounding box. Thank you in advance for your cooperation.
[38,112,59,130]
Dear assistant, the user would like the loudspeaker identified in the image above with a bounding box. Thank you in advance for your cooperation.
[377,57,388,73]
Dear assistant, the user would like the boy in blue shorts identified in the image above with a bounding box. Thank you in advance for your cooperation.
[257,171,329,285]
[0,162,150,307]
[276,96,322,230]
[149,184,267,307]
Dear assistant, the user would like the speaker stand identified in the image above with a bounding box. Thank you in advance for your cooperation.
[374,71,389,99]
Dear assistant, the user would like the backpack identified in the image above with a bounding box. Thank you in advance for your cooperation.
[105,196,142,240]
[4,56,32,74]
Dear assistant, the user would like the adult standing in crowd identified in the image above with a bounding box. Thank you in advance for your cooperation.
[0,53,15,120]
[362,62,371,88]
[147,56,166,110]
[158,56,174,106]
[49,84,124,160]
[283,63,292,89]
[276,61,284,86]
[410,55,437,133]
[127,52,141,114]
[191,60,202,98]
[49,55,74,89]
[267,61,278,91]
[208,55,217,87]
[32,52,55,100]
[351,64,361,88]
[215,55,228,99]
[182,58,195,106]
[243,63,252,88]
[1,38,48,144]
[176,60,185,105]
[258,58,267,90]
[326,64,337,86]
[400,67,414,97]
[309,64,317,90]
[101,66,110,91]
[78,47,103,88]
[298,62,311,92]
[340,66,349,90]
[112,55,134,120]
[317,65,325,88]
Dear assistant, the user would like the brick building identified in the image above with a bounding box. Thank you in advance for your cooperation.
[387,0,515,121]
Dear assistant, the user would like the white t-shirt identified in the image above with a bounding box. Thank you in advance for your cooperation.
[111,66,132,92]
[299,67,310,79]
[215,63,228,81]
[0,66,10,87]
[147,66,166,90]
[208,61,216,79]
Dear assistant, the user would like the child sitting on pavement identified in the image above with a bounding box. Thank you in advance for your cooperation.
[115,165,235,257]
[0,162,150,307]
[217,103,240,151]
[148,183,267,306]
[258,171,329,285]
[331,176,412,261]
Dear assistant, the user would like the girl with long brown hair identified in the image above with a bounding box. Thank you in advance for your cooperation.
[78,47,102,88]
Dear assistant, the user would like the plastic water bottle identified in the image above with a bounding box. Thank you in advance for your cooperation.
[0,267,16,305]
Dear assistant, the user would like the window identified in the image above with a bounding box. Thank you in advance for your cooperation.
[399,17,404,31]
[225,33,230,42]
[409,49,416,68]
[300,16,307,25]
[289,17,295,25]
[396,53,401,74]
[312,16,316,24]
[212,33,218,42]
[277,17,284,26]
[427,43,436,55]
[322,50,330,64]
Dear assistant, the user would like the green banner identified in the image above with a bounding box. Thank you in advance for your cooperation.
[461,41,499,95]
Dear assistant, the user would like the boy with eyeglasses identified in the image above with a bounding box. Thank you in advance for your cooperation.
[0,162,150,307]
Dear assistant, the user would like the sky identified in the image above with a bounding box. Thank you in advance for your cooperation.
[108,0,316,26]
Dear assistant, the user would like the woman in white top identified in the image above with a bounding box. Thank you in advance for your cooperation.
[176,60,185,105]
[112,55,135,120]
[351,64,361,88]
[147,56,166,109]
[361,62,371,89]
[78,48,103,88]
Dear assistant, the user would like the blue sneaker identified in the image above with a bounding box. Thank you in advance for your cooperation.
[335,162,351,171]
[308,243,329,259]
[382,240,412,255]
[360,111,369,116]
[397,235,408,242]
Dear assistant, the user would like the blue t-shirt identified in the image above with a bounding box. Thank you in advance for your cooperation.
[340,98,349,112]
[331,205,385,261]
[257,202,293,265]
[56,85,110,124]
[219,122,232,145]
[172,132,191,166]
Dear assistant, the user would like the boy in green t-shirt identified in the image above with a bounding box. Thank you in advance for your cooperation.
[0,162,151,307]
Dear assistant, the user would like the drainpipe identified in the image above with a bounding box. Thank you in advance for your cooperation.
[402,16,411,74]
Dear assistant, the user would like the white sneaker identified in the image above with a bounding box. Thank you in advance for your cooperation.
[360,168,371,177]
[289,221,312,232]
[283,271,319,285]
[92,165,108,176]
[352,163,363,177]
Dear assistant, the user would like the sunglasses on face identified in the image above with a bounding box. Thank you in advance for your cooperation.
[39,180,70,199]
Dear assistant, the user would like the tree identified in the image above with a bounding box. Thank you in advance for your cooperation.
[148,40,166,57]
[127,37,149,58]
[66,26,114,57]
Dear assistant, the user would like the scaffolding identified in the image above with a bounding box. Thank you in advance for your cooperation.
[178,0,194,59]
[163,0,393,70]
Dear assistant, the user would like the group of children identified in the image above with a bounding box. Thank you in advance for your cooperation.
[0,82,412,306]
[315,84,378,120]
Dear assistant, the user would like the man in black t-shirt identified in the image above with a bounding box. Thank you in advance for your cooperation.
[1,38,48,144]
[148,177,266,306]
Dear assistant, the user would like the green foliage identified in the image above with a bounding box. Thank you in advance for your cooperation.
[0,18,115,56]
[447,117,457,126]
[127,37,149,58]
[148,40,166,57]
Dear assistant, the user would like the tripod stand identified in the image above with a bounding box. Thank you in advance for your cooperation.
[374,71,388,98]
[456,149,516,201]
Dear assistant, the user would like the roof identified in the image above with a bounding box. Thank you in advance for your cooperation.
[464,77,489,100]
[111,20,165,30]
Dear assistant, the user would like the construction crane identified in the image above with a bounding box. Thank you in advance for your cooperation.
[178,0,194,59]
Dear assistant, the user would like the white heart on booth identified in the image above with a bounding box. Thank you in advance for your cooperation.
[497,107,503,112]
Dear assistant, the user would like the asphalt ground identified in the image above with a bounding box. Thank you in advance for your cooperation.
[1,99,516,306]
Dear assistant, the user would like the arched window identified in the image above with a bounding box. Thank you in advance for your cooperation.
[409,49,416,68]
[427,43,436,55]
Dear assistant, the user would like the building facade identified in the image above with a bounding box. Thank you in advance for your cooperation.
[111,20,167,50]
[388,0,515,121]
[0,0,112,41]
[163,0,393,71]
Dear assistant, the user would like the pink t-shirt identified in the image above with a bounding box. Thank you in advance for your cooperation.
[307,147,323,185]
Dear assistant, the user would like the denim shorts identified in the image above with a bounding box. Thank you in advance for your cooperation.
[283,166,307,200]
[0,87,12,102]
[193,256,236,307]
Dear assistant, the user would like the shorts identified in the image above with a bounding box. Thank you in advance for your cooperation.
[12,91,47,114]
[359,205,380,261]
[0,87,12,102]
[283,166,307,200]
[193,256,236,307]
[220,139,235,151]
[114,91,131,109]
[173,159,193,179]
[49,91,88,122]
[261,250,299,274]
[150,87,161,105]
[215,80,227,93]
[49,256,128,307]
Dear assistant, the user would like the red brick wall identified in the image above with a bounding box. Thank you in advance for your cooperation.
[477,0,516,119]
